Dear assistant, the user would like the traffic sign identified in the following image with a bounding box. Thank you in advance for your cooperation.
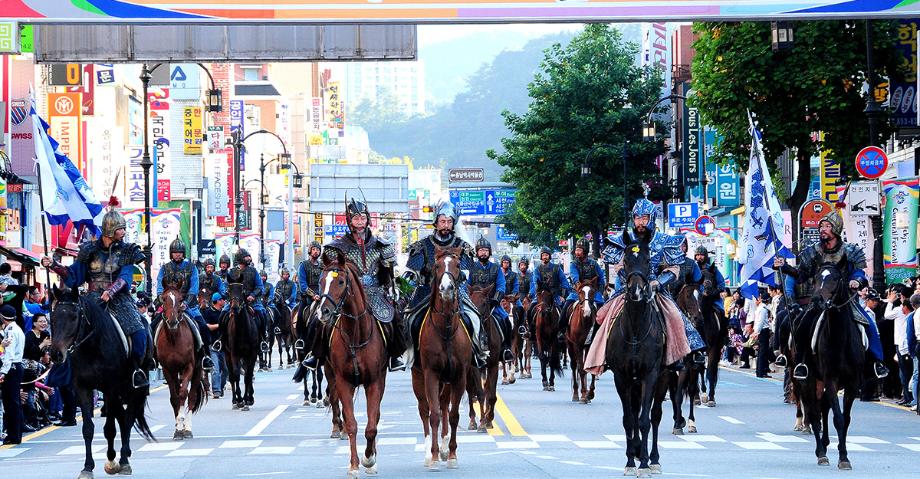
[694,215,716,236]
[449,168,484,182]
[449,189,516,216]
[667,202,700,228]
[496,226,518,241]
[855,146,888,179]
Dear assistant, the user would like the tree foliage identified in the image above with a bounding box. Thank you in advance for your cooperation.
[489,24,668,252]
[690,21,902,220]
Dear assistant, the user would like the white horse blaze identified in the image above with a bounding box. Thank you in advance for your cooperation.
[581,285,591,311]
[314,272,335,321]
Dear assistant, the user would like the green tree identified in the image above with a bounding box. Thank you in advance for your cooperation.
[497,203,558,250]
[690,21,902,238]
[488,24,668,255]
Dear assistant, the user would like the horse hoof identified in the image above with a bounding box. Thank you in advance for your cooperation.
[548,386,555,392]
[232,403,241,410]
[672,428,684,436]
[818,457,830,466]
[706,401,716,408]
[447,458,458,469]
[468,421,477,431]
[330,431,341,439]
[478,425,487,434]
[700,394,709,403]
[315,401,324,409]
[838,461,852,470]
[502,379,509,385]
[365,464,378,475]
[346,469,360,479]
[117,464,132,476]
[624,466,637,476]
[173,430,184,441]
[580,398,589,404]
[509,376,516,384]
[587,391,595,401]
[78,470,94,479]
[425,456,438,471]
[340,433,348,441]
[693,399,701,406]
[303,400,312,406]
[183,430,193,439]
[687,425,697,434]
[650,464,662,474]
[572,397,580,402]
[439,449,449,462]
[241,405,250,411]
[104,460,121,475]
[638,468,652,478]
[793,424,803,432]
[362,455,377,468]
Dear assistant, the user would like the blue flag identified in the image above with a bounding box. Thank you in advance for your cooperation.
[31,97,105,237]
[736,115,794,299]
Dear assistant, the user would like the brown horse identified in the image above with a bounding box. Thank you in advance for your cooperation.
[500,293,523,385]
[315,252,388,478]
[156,287,208,440]
[672,284,705,435]
[533,289,564,391]
[566,278,598,404]
[412,246,471,471]
[467,284,501,432]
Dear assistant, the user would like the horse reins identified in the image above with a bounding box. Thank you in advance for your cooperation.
[322,267,372,385]
[621,272,656,348]
[56,299,95,355]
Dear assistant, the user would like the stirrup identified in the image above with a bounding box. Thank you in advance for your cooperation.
[501,349,514,362]
[302,356,318,371]
[132,369,149,389]
[518,325,527,335]
[388,357,406,372]
[793,363,809,380]
[260,341,270,353]
[874,362,889,379]
[274,327,282,335]
[294,339,305,351]
[774,354,787,367]
[210,340,222,352]
[202,356,215,372]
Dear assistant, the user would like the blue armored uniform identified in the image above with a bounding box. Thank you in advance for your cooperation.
[156,239,215,371]
[499,255,522,307]
[566,239,606,305]
[518,257,533,304]
[693,246,726,313]
[198,258,225,300]
[223,249,267,347]
[467,239,514,362]
[529,247,571,306]
[273,267,298,309]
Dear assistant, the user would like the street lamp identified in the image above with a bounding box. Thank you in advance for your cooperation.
[642,94,686,143]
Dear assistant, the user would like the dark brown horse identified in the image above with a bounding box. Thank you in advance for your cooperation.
[225,283,258,411]
[412,246,471,471]
[500,293,523,385]
[672,284,705,435]
[566,278,598,404]
[697,267,729,407]
[269,297,295,369]
[292,299,328,407]
[156,287,208,440]
[467,285,501,432]
[514,294,534,380]
[533,289,564,391]
[315,252,389,478]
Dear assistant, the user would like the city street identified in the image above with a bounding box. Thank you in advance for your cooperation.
[1,364,916,479]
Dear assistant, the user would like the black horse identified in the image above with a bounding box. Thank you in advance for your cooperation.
[225,283,259,411]
[798,257,866,470]
[606,241,669,478]
[292,299,327,406]
[270,297,295,369]
[50,285,155,479]
[697,268,728,407]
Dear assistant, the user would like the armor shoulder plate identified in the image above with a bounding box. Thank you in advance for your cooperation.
[123,242,146,265]
[798,245,819,276]
[602,234,626,265]
[659,233,686,267]
[844,242,867,270]
[76,241,100,263]
[377,239,397,264]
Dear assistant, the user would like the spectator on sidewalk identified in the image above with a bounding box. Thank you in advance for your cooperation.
[861,290,884,402]
[753,290,774,378]
[0,304,26,444]
[885,285,913,406]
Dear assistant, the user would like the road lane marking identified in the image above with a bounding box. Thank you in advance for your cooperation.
[678,435,725,443]
[528,434,569,442]
[658,440,705,449]
[718,415,744,425]
[245,405,288,437]
[732,441,786,450]
[220,440,263,448]
[167,448,213,457]
[473,402,505,436]
[249,446,296,455]
[58,445,105,455]
[573,440,620,449]
[139,442,184,452]
[755,432,808,443]
[0,449,28,458]
[494,393,527,436]
[495,441,539,449]
[286,394,298,400]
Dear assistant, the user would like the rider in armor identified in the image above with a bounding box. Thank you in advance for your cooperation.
[304,198,408,372]
[296,241,324,368]
[260,271,274,309]
[500,255,522,311]
[528,246,572,338]
[155,238,215,372]
[199,258,225,301]
[774,210,889,380]
[668,239,703,297]
[406,201,488,368]
[216,254,231,282]
[274,267,298,309]
[467,238,514,362]
[225,249,269,352]
[694,246,726,318]
[42,209,152,388]
[518,257,532,303]
[563,238,606,346]
[594,199,706,370]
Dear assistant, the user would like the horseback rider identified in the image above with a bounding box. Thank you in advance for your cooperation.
[153,238,215,372]
[517,257,532,304]
[773,210,889,381]
[694,246,727,319]
[563,238,605,345]
[223,249,269,352]
[41,209,152,388]
[260,271,274,309]
[273,267,298,310]
[500,255,522,310]
[296,241,324,367]
[668,239,703,297]
[199,258,225,300]
[468,237,514,362]
[304,198,408,372]
[216,254,231,282]
[598,199,707,369]
[527,246,572,338]
[405,200,488,368]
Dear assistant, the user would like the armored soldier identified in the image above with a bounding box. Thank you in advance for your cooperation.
[216,254,231,283]
[297,241,324,309]
[155,238,214,371]
[694,246,726,317]
[774,211,888,380]
[528,246,572,334]
[273,267,298,309]
[563,238,606,345]
[518,257,532,303]
[467,238,514,362]
[406,201,488,367]
[42,209,151,388]
[500,255,521,309]
[668,239,703,297]
[303,199,407,371]
[199,258,225,301]
[225,249,269,351]
[260,271,274,310]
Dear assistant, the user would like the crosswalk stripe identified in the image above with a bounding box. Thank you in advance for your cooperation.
[219,440,263,448]
[719,416,745,425]
[167,448,213,457]
[139,442,183,452]
[245,405,288,437]
[733,441,787,450]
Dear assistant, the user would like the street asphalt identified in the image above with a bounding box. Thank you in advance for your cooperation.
[2,360,919,479]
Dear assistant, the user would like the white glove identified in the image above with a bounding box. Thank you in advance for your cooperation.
[848,280,860,289]
[649,280,660,292]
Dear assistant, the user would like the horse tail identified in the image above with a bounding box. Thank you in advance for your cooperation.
[129,389,156,442]
[550,342,564,377]
[188,362,209,414]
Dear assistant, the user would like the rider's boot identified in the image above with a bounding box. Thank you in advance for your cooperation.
[691,350,706,366]
[389,356,407,372]
[667,358,685,372]
[200,346,215,372]
[584,322,599,347]
[874,361,889,379]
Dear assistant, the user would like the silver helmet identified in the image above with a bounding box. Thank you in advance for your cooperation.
[101,209,127,238]
[431,201,458,230]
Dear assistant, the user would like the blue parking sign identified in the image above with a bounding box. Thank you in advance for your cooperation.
[667,202,700,228]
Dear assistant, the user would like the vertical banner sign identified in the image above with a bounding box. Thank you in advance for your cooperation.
[207,126,223,152]
[206,152,229,217]
[0,175,7,209]
[230,100,244,171]
[65,64,95,116]
[683,106,701,187]
[152,209,183,283]
[324,81,344,138]
[47,92,83,170]
[148,87,170,186]
[125,146,145,208]
[240,190,252,230]
[216,150,235,228]
[819,137,841,203]
[891,20,920,128]
[214,233,236,263]
[183,106,203,155]
[10,99,35,171]
[264,240,281,281]
[311,97,322,133]
[841,211,875,282]
[882,178,920,283]
[314,213,324,243]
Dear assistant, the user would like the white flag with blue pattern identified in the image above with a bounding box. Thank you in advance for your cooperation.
[737,115,794,299]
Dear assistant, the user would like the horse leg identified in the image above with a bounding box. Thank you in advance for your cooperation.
[687,370,698,433]
[705,345,720,406]
[335,376,360,478]
[362,378,385,474]
[669,372,685,435]
[102,402,120,475]
[649,374,669,473]
[411,367,431,444]
[423,370,442,470]
[636,372,658,476]
[114,401,133,474]
[179,364,194,438]
[613,375,638,475]
[466,380,478,431]
[568,342,578,402]
[484,363,499,429]
[811,386,829,465]
[838,386,857,470]
[448,374,466,468]
[164,367,182,440]
[244,359,256,408]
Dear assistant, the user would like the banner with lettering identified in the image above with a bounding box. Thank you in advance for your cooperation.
[120,207,182,284]
[882,178,920,283]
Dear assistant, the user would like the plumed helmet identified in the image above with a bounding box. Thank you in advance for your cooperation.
[234,248,251,266]
[219,254,231,266]
[575,237,590,253]
[539,246,552,257]
[101,209,127,238]
[432,201,458,229]
[345,197,370,233]
[631,198,659,233]
[475,236,492,254]
[500,255,512,265]
[518,257,530,267]
[309,240,322,252]
[819,210,844,237]
[169,237,186,255]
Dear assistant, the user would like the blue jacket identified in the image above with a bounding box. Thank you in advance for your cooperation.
[566,258,606,304]
[156,259,202,317]
[698,261,726,312]
[908,312,917,357]
[467,260,507,320]
[530,262,571,305]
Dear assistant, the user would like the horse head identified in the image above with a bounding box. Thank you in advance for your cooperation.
[314,249,356,324]
[469,284,494,317]
[432,246,462,305]
[49,284,88,364]
[227,283,245,310]
[160,287,185,330]
[623,241,652,303]
[678,283,704,330]
[576,277,599,315]
[816,254,849,309]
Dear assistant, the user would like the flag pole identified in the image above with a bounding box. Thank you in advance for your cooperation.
[34,156,53,305]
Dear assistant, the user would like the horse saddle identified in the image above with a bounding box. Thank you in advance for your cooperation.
[154,314,203,351]
[810,309,869,352]
[108,311,131,359]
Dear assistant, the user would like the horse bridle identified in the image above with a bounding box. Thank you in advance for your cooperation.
[319,267,370,323]
[625,271,654,303]
[430,265,461,318]
[162,291,186,330]
[622,271,655,346]
[320,266,373,385]
[55,298,95,355]
[816,268,859,311]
